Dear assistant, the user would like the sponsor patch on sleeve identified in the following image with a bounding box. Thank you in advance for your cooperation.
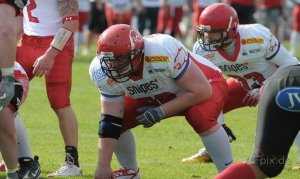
[145,56,169,62]
[241,38,264,45]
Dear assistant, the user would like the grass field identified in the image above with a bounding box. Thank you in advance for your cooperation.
[0,44,299,179]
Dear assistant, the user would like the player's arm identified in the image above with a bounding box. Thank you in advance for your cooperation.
[162,60,212,117]
[48,0,79,55]
[32,0,79,76]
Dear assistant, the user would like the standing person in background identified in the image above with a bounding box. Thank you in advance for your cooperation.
[222,0,256,24]
[256,0,285,40]
[182,2,299,164]
[191,0,219,42]
[290,0,300,56]
[74,0,91,56]
[215,64,300,179]
[136,0,161,35]
[156,0,186,38]
[82,0,108,56]
[16,0,82,177]
[0,1,26,178]
[90,24,233,178]
[103,0,134,26]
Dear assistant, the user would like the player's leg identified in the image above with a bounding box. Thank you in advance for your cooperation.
[184,79,233,172]
[292,131,300,170]
[111,96,148,178]
[216,66,300,178]
[45,42,81,177]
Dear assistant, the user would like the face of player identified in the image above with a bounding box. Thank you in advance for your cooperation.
[198,30,229,51]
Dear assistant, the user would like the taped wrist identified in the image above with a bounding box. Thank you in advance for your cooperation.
[98,114,122,139]
[50,28,73,51]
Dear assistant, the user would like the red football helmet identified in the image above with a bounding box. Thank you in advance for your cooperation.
[97,24,144,83]
[197,3,239,51]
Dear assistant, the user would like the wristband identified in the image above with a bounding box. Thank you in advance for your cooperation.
[1,67,14,76]
[50,28,73,51]
[62,16,79,24]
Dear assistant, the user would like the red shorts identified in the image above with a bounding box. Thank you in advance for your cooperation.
[293,5,300,32]
[105,6,133,26]
[192,6,205,32]
[157,6,183,35]
[121,74,228,134]
[16,34,74,109]
[223,77,248,113]
[78,11,89,32]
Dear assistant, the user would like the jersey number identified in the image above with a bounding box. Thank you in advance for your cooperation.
[229,72,265,90]
[137,92,176,105]
[27,0,39,23]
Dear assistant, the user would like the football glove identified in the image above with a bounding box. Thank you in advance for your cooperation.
[242,88,260,107]
[136,106,165,128]
[0,75,15,112]
[222,124,236,143]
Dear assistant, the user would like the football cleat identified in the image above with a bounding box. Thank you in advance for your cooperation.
[18,155,41,179]
[181,148,213,164]
[292,163,300,170]
[113,167,140,179]
[6,170,21,179]
[47,162,82,177]
[0,161,6,172]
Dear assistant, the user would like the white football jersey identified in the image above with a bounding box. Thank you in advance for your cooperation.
[90,34,220,103]
[193,24,299,90]
[23,0,61,36]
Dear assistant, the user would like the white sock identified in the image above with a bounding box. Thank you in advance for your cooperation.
[217,111,225,125]
[290,31,300,56]
[201,126,233,173]
[14,113,32,158]
[114,130,138,170]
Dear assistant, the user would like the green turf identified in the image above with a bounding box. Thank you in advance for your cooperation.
[0,44,299,179]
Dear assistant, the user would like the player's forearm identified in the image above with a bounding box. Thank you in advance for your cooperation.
[46,0,79,55]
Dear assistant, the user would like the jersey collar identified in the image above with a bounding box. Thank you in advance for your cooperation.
[217,33,241,62]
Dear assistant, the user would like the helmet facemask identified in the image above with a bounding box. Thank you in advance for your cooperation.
[98,49,143,83]
[197,26,232,51]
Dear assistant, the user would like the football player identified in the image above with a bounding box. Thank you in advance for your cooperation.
[0,1,27,178]
[90,24,233,178]
[215,64,300,179]
[16,0,82,177]
[182,3,299,164]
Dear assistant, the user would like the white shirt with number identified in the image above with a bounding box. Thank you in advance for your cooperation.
[23,0,61,36]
